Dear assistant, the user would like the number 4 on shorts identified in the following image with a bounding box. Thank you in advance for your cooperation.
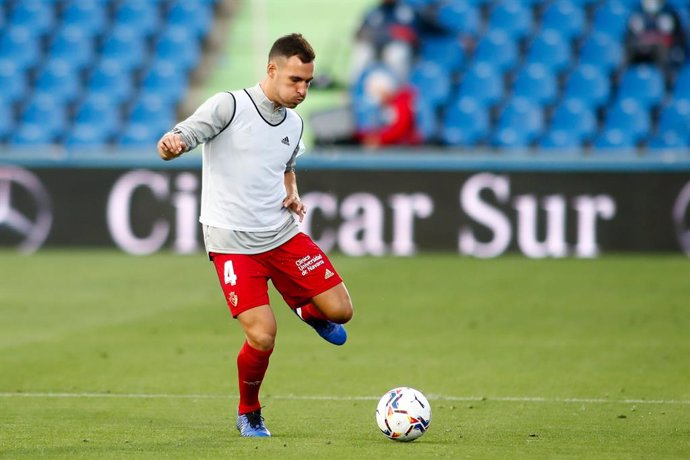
[224,260,238,286]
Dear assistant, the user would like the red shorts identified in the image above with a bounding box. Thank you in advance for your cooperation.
[209,232,343,318]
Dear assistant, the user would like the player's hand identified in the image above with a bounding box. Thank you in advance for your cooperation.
[157,133,187,161]
[283,194,306,223]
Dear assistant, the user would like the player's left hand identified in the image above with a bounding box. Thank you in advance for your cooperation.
[283,194,306,222]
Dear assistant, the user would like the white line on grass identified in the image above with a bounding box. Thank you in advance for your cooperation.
[0,392,689,405]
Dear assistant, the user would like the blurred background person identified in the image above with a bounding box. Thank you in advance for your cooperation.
[625,0,688,75]
[349,0,420,84]
[355,69,420,149]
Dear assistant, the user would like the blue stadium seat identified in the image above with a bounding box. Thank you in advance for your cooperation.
[0,102,14,141]
[87,61,135,105]
[402,0,436,6]
[10,123,56,146]
[353,95,383,132]
[413,98,438,143]
[591,1,630,40]
[113,1,162,38]
[118,122,165,147]
[154,26,201,71]
[647,130,689,150]
[562,64,611,108]
[616,64,666,109]
[592,127,637,150]
[8,0,55,38]
[73,94,122,137]
[492,98,544,147]
[456,62,504,108]
[524,29,571,73]
[578,32,624,74]
[435,1,480,36]
[60,0,109,38]
[408,61,451,109]
[492,127,532,148]
[33,60,82,104]
[615,0,645,8]
[65,123,112,149]
[0,26,41,71]
[401,0,434,5]
[657,100,690,139]
[100,25,148,72]
[419,36,464,73]
[19,94,68,137]
[539,128,583,149]
[487,2,533,41]
[671,65,690,103]
[440,96,490,146]
[0,58,28,105]
[140,61,188,103]
[568,0,608,6]
[48,26,95,71]
[541,1,585,41]
[516,0,544,6]
[549,99,597,142]
[471,30,518,73]
[602,99,650,142]
[167,0,213,38]
[511,63,558,106]
[128,94,176,134]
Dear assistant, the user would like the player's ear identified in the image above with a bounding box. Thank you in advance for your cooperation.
[267,60,278,78]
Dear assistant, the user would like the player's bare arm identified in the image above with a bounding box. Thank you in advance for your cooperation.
[157,132,188,161]
[283,170,306,222]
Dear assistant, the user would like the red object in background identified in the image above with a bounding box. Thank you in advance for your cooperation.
[357,86,421,147]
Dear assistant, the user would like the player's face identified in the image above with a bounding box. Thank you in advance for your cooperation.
[269,55,314,108]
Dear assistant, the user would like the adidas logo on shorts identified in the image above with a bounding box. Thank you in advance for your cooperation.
[324,269,334,280]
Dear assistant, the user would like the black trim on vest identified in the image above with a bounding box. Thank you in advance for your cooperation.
[243,88,288,126]
[217,91,237,135]
[296,112,304,147]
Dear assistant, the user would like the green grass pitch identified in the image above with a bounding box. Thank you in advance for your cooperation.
[1,250,689,459]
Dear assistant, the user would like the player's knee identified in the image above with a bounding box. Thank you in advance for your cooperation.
[332,299,354,324]
[246,331,276,351]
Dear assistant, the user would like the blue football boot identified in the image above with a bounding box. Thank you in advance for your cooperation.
[294,307,347,346]
[236,410,271,437]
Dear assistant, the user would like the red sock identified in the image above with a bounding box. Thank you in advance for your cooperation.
[237,341,273,415]
[296,303,328,322]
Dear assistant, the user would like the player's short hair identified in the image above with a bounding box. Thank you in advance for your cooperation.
[268,33,315,63]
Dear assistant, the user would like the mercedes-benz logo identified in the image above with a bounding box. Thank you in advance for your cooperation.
[673,181,690,256]
[0,166,53,253]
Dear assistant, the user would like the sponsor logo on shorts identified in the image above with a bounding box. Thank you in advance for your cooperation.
[324,269,334,280]
[296,254,325,276]
[228,291,238,307]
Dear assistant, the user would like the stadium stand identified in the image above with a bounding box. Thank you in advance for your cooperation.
[0,0,229,148]
[1,0,689,154]
[343,0,690,153]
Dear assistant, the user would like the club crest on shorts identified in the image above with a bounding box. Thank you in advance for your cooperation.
[228,291,238,307]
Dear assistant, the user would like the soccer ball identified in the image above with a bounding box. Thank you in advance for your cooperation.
[375,387,431,442]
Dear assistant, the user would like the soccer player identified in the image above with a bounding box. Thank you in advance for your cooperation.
[157,33,354,438]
